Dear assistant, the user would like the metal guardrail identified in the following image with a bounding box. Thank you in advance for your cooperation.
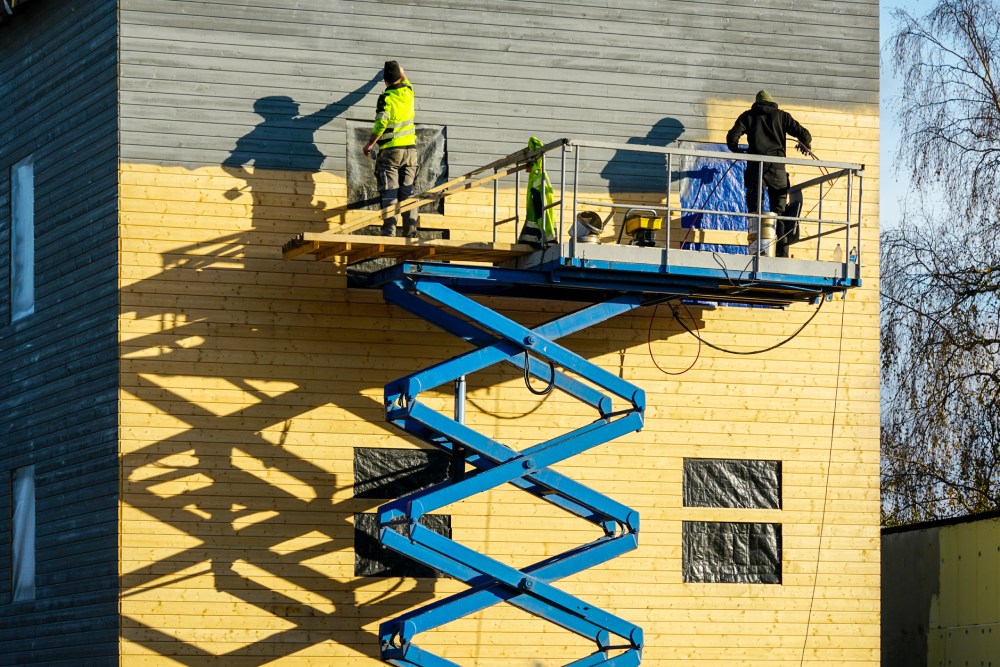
[354,137,865,272]
[564,139,862,268]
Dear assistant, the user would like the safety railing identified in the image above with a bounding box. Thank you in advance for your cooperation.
[327,138,566,236]
[338,137,865,271]
[549,139,863,270]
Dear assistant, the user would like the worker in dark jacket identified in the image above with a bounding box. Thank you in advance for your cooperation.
[727,90,811,257]
[363,61,419,237]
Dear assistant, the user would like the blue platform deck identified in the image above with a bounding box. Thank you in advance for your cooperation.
[282,232,859,306]
[368,242,858,306]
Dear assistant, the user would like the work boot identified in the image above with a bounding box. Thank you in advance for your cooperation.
[404,226,419,239]
[381,223,396,237]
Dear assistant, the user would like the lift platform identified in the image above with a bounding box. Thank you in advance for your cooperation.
[283,138,865,666]
[283,232,858,305]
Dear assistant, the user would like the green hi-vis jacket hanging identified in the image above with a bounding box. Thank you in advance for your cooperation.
[517,136,556,247]
[373,81,416,149]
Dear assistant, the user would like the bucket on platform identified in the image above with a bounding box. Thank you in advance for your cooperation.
[748,212,777,257]
[572,211,607,244]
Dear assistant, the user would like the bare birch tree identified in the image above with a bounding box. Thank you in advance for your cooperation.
[881,0,1000,524]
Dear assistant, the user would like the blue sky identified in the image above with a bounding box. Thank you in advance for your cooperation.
[880,0,936,230]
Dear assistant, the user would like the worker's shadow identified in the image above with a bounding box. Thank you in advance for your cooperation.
[601,117,686,202]
[599,118,724,245]
[118,74,451,665]
[220,73,382,238]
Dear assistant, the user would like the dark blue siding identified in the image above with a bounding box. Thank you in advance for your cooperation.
[0,0,119,663]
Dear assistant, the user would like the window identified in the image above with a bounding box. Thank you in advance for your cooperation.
[354,512,451,578]
[345,121,448,217]
[11,156,35,322]
[683,458,781,509]
[682,521,782,584]
[353,447,452,578]
[681,458,783,584]
[12,465,36,602]
[353,446,451,499]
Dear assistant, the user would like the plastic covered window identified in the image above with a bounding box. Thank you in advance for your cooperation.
[11,156,35,322]
[12,465,36,602]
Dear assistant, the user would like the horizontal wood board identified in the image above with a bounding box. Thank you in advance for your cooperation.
[284,233,537,265]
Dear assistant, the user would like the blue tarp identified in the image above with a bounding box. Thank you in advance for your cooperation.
[678,143,770,255]
[676,144,774,308]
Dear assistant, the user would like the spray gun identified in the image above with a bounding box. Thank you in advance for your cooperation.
[795,142,828,175]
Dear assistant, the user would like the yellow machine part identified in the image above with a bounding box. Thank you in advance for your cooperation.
[624,216,662,233]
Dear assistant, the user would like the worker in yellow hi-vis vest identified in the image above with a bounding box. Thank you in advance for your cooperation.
[363,61,419,238]
[517,136,556,248]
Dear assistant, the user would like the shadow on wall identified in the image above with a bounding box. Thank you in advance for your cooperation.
[221,73,381,234]
[119,73,445,664]
[596,118,734,249]
[118,98,706,663]
[600,117,686,200]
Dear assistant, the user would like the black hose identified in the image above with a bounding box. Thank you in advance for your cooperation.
[523,350,556,395]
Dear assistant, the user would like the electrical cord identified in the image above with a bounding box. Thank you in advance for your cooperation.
[670,296,825,355]
[798,289,848,666]
[647,301,702,375]
[522,350,556,395]
[712,248,759,291]
[794,142,841,222]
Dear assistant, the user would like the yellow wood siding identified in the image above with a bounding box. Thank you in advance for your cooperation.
[119,95,879,664]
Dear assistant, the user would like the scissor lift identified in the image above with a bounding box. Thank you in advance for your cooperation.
[282,138,864,666]
[378,279,646,667]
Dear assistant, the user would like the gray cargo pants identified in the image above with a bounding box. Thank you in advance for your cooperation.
[376,146,419,237]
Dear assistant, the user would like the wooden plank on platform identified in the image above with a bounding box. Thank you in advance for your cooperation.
[282,233,537,267]
[283,241,321,260]
[410,247,438,260]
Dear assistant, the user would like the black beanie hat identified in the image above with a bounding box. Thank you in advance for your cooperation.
[384,60,402,83]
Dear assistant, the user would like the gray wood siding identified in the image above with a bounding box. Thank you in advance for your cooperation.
[119,0,878,176]
[0,0,119,663]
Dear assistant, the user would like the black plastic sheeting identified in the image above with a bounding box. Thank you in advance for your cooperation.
[353,448,454,577]
[353,447,451,500]
[682,521,782,584]
[345,225,449,287]
[345,121,448,215]
[683,458,781,509]
[343,121,450,283]
[354,513,452,578]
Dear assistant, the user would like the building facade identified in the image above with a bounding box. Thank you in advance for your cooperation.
[2,0,880,664]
